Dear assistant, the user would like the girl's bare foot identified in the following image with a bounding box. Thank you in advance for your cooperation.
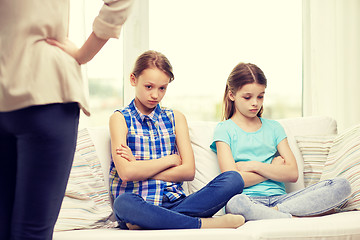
[271,205,279,211]
[271,205,297,218]
[126,223,142,230]
[201,214,245,229]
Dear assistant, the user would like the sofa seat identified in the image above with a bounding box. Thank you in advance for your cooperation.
[54,211,360,240]
[53,116,360,240]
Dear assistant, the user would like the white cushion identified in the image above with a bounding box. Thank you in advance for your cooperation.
[187,121,220,194]
[238,211,360,239]
[88,126,112,193]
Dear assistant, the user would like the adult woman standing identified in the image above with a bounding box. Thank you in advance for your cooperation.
[0,1,132,239]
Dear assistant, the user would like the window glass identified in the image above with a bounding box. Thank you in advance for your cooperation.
[69,1,124,127]
[149,0,302,121]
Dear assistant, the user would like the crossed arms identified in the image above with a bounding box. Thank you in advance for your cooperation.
[215,139,298,188]
[109,110,195,183]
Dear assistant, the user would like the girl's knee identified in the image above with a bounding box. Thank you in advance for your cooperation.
[228,194,251,205]
[333,177,352,197]
[222,171,244,193]
[113,193,141,217]
[113,193,147,229]
[114,193,135,206]
[226,194,251,214]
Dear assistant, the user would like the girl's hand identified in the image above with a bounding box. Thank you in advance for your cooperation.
[46,38,80,64]
[116,144,136,162]
[272,156,285,165]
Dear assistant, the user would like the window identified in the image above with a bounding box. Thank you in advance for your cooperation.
[70,0,302,126]
[148,0,302,121]
[69,1,124,127]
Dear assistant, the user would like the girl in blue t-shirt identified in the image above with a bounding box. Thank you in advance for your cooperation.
[210,62,351,221]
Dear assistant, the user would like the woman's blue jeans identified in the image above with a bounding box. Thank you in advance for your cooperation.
[226,177,351,221]
[0,103,80,240]
[113,171,244,230]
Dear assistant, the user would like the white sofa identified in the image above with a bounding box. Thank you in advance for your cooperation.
[53,116,360,240]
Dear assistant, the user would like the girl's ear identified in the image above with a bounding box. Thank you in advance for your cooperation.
[228,90,235,101]
[130,73,137,86]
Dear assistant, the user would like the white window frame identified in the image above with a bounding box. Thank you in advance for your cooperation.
[122,0,149,106]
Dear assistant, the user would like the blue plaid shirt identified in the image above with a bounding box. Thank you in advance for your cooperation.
[109,99,186,206]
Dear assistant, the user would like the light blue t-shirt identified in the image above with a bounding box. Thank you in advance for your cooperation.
[210,118,287,196]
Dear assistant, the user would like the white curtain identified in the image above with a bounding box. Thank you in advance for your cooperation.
[302,0,360,132]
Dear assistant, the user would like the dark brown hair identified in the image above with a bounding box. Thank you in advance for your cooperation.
[132,50,174,82]
[223,62,267,120]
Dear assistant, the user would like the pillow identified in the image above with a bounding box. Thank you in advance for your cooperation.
[278,116,337,193]
[54,128,113,231]
[187,121,221,194]
[320,124,360,211]
[87,126,112,193]
[187,121,225,216]
[296,135,335,187]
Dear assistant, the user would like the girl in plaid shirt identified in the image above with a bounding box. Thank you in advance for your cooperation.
[109,50,245,230]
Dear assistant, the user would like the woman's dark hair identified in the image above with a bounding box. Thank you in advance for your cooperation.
[132,50,174,82]
[223,62,267,120]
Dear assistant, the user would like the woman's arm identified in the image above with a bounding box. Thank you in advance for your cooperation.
[109,112,181,182]
[47,0,133,64]
[151,110,196,182]
[46,32,108,65]
[237,138,298,183]
[215,141,267,187]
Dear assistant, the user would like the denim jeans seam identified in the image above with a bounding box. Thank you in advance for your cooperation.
[195,200,228,217]
[164,207,201,229]
[275,179,349,216]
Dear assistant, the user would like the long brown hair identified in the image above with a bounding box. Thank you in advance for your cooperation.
[132,50,174,82]
[223,62,267,120]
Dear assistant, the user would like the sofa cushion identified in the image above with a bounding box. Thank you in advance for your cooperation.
[187,121,220,194]
[53,211,360,240]
[278,116,337,192]
[55,128,113,231]
[80,117,338,212]
[186,116,337,195]
[87,126,112,193]
[296,135,335,187]
[320,123,360,211]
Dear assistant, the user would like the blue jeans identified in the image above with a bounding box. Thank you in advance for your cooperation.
[113,171,244,230]
[226,177,351,221]
[0,103,80,240]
